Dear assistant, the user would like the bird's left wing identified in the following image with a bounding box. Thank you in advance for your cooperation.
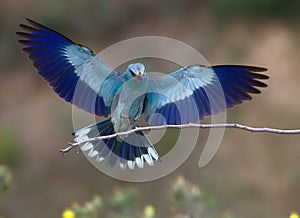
[17,18,124,117]
[144,65,268,125]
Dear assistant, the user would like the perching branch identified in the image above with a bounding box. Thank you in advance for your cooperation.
[60,123,300,155]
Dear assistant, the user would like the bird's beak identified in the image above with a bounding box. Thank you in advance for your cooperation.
[135,72,144,81]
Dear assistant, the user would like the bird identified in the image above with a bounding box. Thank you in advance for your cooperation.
[17,18,269,170]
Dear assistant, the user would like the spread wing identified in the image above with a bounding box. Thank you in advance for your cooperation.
[145,65,269,125]
[17,18,124,117]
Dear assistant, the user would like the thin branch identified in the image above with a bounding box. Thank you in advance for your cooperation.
[60,123,300,155]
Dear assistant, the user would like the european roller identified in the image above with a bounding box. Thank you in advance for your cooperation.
[17,19,269,170]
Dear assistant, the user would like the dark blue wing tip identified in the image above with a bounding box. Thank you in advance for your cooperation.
[216,64,268,74]
[17,18,43,38]
[212,64,269,87]
[24,18,45,28]
[16,18,74,47]
[240,65,269,80]
[214,64,268,72]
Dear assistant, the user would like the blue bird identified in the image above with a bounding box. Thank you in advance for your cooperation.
[17,19,269,170]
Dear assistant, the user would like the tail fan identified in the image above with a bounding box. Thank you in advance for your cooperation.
[74,119,160,170]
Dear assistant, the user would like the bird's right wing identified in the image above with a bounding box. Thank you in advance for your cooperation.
[17,18,124,117]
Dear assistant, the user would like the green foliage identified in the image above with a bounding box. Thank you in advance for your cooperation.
[0,165,12,195]
[0,129,20,165]
[106,187,137,217]
[62,175,235,218]
[170,175,232,218]
[209,0,300,22]
[65,196,103,218]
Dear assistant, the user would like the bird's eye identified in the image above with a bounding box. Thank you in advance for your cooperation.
[130,69,136,77]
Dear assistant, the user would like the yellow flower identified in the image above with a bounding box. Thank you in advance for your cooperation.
[144,205,155,218]
[290,212,299,218]
[62,209,75,218]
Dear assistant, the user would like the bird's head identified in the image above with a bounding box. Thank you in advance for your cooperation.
[125,63,146,81]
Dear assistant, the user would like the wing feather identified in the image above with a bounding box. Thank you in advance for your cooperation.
[17,18,123,116]
[145,65,268,125]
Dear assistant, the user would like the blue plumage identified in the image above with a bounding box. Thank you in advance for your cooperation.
[17,19,269,170]
[145,65,268,125]
[17,19,121,117]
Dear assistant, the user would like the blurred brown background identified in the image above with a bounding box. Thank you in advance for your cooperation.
[0,0,300,217]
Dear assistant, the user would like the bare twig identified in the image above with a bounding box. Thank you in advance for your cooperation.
[60,123,300,155]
